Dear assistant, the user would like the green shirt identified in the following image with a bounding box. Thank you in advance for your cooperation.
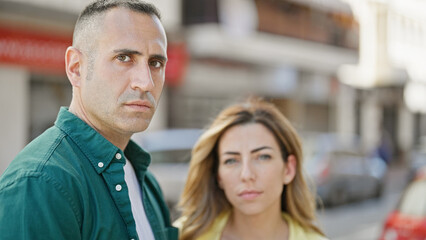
[0,107,178,240]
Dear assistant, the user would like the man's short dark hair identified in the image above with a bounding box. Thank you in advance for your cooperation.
[73,0,162,49]
[78,0,161,22]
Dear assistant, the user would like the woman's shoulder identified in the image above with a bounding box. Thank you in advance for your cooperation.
[173,216,186,231]
[173,211,230,240]
[283,213,330,240]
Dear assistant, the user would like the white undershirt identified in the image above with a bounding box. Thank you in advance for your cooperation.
[123,159,155,240]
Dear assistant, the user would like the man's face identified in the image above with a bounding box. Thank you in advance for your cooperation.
[79,8,167,138]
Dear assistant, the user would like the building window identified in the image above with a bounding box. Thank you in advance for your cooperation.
[255,0,359,49]
[182,0,219,25]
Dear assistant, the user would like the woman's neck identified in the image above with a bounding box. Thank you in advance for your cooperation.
[222,210,289,240]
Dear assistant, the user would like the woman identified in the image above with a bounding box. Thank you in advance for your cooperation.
[175,98,328,240]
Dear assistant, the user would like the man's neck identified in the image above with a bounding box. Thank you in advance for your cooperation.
[69,101,130,151]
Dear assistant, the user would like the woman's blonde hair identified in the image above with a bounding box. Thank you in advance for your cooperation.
[178,98,324,239]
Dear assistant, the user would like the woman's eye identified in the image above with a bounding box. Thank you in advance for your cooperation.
[258,154,271,161]
[223,158,237,165]
[117,55,131,62]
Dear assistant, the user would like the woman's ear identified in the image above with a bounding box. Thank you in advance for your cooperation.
[65,46,83,87]
[282,154,296,185]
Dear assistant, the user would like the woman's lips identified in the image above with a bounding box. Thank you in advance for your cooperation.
[238,190,263,200]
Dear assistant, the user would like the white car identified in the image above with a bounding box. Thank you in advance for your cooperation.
[303,132,387,206]
[132,129,203,217]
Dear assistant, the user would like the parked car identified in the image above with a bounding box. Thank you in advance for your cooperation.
[408,147,426,182]
[379,179,426,240]
[407,136,426,182]
[132,128,203,215]
[302,133,387,206]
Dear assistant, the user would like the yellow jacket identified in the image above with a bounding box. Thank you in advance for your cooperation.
[174,211,328,240]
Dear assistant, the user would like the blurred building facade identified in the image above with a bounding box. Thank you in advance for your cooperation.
[173,0,358,134]
[1,0,424,174]
[0,0,181,174]
[339,0,426,163]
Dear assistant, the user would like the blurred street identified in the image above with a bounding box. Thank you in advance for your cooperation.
[319,163,409,240]
[2,0,426,239]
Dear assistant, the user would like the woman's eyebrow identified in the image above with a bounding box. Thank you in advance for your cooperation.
[251,146,272,153]
[221,146,273,156]
[222,151,240,156]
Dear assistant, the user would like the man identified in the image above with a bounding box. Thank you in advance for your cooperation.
[0,1,177,239]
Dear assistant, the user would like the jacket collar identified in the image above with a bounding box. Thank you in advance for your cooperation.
[54,107,151,174]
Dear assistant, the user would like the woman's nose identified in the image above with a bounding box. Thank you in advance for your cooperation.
[240,161,256,181]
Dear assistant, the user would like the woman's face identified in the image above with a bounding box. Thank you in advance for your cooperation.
[217,123,295,216]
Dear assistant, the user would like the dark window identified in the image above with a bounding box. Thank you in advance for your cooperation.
[182,0,219,25]
[255,0,358,49]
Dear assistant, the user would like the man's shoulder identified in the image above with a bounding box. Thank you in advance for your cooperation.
[13,126,74,168]
[0,126,84,190]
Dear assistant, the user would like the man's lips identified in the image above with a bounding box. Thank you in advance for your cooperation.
[238,190,263,200]
[124,100,153,111]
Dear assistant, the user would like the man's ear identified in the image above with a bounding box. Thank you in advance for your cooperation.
[65,46,83,87]
[282,154,296,185]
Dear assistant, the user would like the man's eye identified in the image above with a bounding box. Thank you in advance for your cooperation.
[150,60,163,68]
[117,55,131,62]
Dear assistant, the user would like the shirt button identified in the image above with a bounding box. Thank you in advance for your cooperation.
[98,162,104,168]
[115,184,122,191]
[115,153,122,160]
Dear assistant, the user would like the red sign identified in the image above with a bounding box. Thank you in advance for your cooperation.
[0,25,189,83]
[0,25,71,74]
[165,43,189,87]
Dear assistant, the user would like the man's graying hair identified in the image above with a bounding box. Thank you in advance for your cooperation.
[72,0,162,50]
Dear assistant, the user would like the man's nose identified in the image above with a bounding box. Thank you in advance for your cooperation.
[130,62,154,91]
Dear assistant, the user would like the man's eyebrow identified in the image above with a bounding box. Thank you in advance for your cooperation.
[113,49,142,55]
[151,54,168,63]
[113,49,168,62]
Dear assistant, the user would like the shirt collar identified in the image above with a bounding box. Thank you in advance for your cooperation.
[54,107,151,174]
[125,139,151,172]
